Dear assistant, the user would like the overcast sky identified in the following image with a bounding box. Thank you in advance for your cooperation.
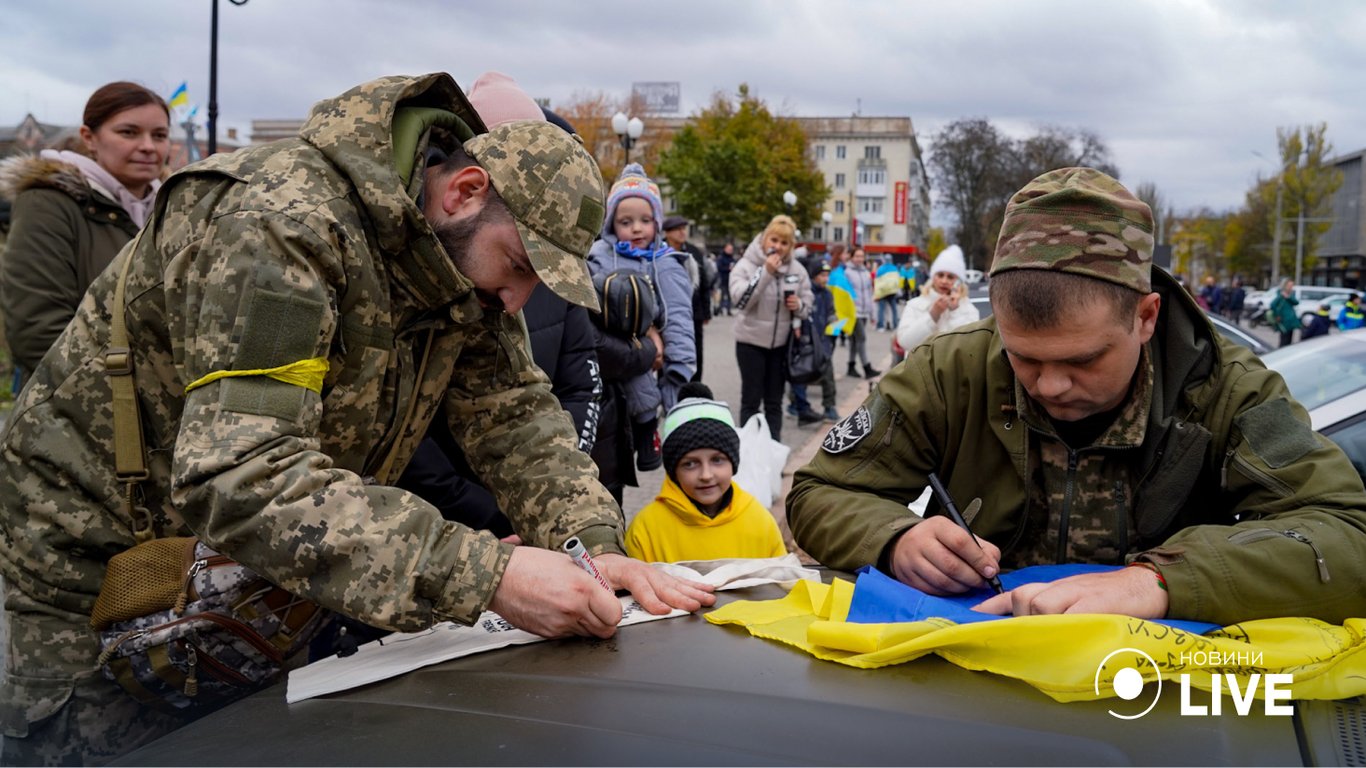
[4,0,1364,228]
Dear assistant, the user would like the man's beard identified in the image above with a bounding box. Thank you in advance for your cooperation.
[433,210,507,313]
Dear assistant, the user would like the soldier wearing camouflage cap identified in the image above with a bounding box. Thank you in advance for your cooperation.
[790,167,1366,628]
[0,73,712,764]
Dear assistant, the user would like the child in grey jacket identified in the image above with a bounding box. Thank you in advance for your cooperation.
[588,164,695,470]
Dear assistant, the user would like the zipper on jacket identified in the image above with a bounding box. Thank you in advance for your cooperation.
[1227,527,1330,583]
[1221,447,1294,498]
[1055,449,1079,563]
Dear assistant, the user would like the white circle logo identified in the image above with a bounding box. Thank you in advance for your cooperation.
[1095,648,1163,720]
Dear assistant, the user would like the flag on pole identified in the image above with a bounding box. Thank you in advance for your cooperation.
[168,82,190,109]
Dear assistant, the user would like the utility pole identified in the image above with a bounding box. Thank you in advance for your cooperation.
[1270,179,1282,287]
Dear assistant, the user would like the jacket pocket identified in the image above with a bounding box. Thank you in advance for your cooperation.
[0,673,74,738]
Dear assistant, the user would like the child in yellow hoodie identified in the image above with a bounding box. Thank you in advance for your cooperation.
[625,383,788,562]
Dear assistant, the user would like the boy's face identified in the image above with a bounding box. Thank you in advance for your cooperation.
[814,272,829,287]
[613,197,656,249]
[675,447,734,507]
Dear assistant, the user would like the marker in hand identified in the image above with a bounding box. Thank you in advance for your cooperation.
[926,473,1005,594]
[562,537,614,593]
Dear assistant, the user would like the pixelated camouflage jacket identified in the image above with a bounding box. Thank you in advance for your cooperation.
[0,73,624,634]
[789,269,1366,626]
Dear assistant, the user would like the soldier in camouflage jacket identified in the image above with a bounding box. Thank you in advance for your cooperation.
[789,168,1366,628]
[0,73,711,764]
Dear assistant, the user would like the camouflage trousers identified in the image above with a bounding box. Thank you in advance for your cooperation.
[1,582,197,766]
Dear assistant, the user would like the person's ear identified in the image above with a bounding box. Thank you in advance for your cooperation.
[1135,292,1162,342]
[436,165,492,218]
[78,125,97,158]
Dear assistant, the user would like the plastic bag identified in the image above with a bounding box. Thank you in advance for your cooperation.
[733,414,791,508]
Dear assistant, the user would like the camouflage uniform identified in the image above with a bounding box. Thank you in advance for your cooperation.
[789,168,1366,628]
[0,74,619,764]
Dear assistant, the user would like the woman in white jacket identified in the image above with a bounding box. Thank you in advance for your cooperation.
[895,245,981,352]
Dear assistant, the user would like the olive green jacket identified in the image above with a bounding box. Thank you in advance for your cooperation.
[788,270,1366,625]
[0,155,140,372]
[0,73,623,650]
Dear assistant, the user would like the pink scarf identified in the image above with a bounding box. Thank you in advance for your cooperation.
[40,149,159,227]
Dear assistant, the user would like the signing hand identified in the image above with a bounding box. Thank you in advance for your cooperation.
[973,566,1170,619]
[888,516,1002,594]
[764,251,783,275]
[593,553,716,615]
[488,545,624,639]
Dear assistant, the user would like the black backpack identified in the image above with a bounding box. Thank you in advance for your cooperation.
[591,270,657,340]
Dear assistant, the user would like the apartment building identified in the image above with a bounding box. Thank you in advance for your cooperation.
[796,116,931,258]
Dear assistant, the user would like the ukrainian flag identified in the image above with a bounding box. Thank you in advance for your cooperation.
[168,82,189,109]
[826,265,858,337]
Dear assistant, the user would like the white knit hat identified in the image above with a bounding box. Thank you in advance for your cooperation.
[930,245,967,283]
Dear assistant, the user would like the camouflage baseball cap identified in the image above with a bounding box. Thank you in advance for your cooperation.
[464,121,605,309]
[990,167,1155,293]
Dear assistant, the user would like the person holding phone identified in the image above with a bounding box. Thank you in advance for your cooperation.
[894,244,980,352]
[729,214,813,441]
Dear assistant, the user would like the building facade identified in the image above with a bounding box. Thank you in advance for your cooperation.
[796,117,930,258]
[1309,148,1365,289]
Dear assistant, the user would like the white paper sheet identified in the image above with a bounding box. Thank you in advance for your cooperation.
[286,554,818,703]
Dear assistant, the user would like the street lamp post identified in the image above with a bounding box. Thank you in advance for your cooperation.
[822,210,833,241]
[208,0,248,156]
[611,111,644,165]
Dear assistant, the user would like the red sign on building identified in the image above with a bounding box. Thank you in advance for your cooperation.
[894,181,908,225]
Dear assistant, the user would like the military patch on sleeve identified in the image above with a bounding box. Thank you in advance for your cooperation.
[822,406,873,454]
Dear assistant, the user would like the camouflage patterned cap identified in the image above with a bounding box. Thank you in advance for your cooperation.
[990,167,1155,293]
[464,121,605,309]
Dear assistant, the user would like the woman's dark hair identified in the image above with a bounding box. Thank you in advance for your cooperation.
[83,81,169,131]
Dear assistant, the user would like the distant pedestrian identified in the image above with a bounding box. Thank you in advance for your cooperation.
[1226,277,1247,325]
[1269,278,1300,347]
[1338,293,1364,330]
[844,247,880,378]
[789,262,839,422]
[730,214,814,441]
[874,257,903,330]
[716,242,736,315]
[664,215,712,383]
[1302,303,1333,340]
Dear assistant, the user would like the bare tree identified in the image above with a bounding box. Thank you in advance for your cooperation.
[927,118,1014,271]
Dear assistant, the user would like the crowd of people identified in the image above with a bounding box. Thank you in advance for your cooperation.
[0,73,1362,765]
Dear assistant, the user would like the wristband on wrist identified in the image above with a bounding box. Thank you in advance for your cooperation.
[1127,561,1168,592]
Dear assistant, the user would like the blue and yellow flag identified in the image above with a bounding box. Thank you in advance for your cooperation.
[707,566,1366,703]
[826,265,858,337]
[168,82,189,109]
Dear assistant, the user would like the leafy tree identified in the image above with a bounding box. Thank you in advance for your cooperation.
[1274,124,1343,280]
[554,89,665,184]
[1231,124,1343,285]
[924,227,948,260]
[656,84,828,242]
[1173,208,1233,282]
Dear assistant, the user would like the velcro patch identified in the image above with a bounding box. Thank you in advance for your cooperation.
[1235,398,1318,468]
[822,406,873,454]
[576,196,604,237]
